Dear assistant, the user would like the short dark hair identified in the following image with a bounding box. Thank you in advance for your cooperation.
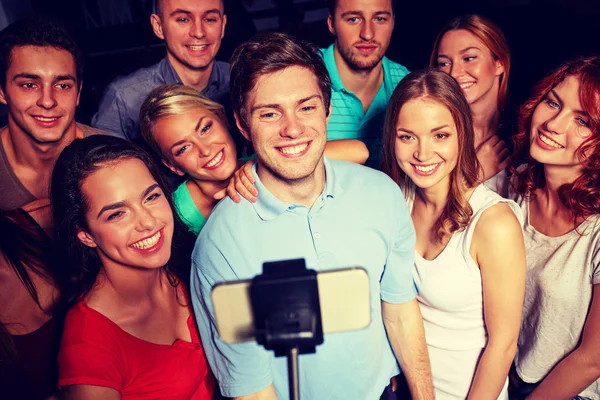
[0,16,84,90]
[229,32,332,130]
[328,0,396,16]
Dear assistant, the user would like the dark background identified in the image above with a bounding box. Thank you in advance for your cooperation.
[1,0,599,127]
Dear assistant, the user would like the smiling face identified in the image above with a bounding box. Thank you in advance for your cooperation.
[152,106,237,182]
[151,0,226,72]
[529,75,592,172]
[327,0,394,71]
[0,45,80,144]
[236,66,328,186]
[394,98,459,191]
[77,158,174,271]
[436,29,504,107]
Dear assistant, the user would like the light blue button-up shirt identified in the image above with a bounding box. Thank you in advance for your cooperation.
[191,157,416,399]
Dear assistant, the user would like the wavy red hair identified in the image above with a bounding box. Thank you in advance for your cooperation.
[509,56,600,218]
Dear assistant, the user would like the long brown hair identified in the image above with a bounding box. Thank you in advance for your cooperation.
[430,14,510,111]
[382,69,480,242]
[509,56,600,219]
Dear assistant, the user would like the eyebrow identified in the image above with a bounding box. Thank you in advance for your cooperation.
[170,8,222,17]
[340,10,392,17]
[12,73,76,82]
[251,94,322,114]
[169,116,208,149]
[96,183,160,218]
[549,89,588,116]
[437,46,482,59]
[397,124,450,133]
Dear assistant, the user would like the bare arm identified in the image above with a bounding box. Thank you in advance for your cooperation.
[468,203,526,399]
[62,385,121,400]
[382,299,434,400]
[324,139,369,165]
[232,384,278,400]
[527,284,600,400]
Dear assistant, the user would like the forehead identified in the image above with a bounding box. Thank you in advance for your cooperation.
[438,29,488,54]
[552,74,582,106]
[7,45,76,77]
[82,158,157,208]
[335,0,393,14]
[160,0,223,14]
[248,66,322,107]
[397,98,456,129]
[153,106,213,137]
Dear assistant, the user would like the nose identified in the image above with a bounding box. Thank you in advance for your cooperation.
[449,62,463,80]
[280,113,304,139]
[136,206,157,232]
[190,19,206,39]
[37,85,57,109]
[545,109,570,136]
[360,20,374,41]
[414,140,432,162]
[196,140,212,157]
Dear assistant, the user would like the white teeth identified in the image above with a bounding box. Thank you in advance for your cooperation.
[414,163,440,172]
[205,150,224,168]
[131,230,161,249]
[279,143,308,155]
[33,116,58,122]
[459,82,475,89]
[188,45,208,50]
[539,133,564,149]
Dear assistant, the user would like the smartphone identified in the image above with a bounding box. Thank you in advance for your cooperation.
[211,267,371,344]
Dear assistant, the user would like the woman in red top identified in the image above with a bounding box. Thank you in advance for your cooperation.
[51,135,215,399]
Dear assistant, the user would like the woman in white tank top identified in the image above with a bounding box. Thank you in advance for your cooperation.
[381,70,526,399]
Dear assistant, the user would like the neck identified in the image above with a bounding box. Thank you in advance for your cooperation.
[3,121,78,168]
[257,160,326,208]
[97,262,167,305]
[471,96,500,147]
[168,54,214,91]
[415,181,450,213]
[191,177,230,207]
[542,164,582,195]
[333,44,384,96]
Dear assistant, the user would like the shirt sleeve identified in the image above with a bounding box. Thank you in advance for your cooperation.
[379,184,417,304]
[91,84,132,140]
[191,235,274,398]
[58,342,123,391]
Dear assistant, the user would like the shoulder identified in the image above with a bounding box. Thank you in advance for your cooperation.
[213,60,230,74]
[473,199,523,245]
[62,302,121,348]
[105,60,163,94]
[331,159,398,190]
[77,123,113,137]
[384,57,410,83]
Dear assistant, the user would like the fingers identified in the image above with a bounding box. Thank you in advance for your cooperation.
[234,170,257,203]
[226,178,241,203]
[213,188,227,200]
[241,160,256,184]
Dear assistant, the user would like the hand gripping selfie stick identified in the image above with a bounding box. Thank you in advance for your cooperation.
[250,259,324,400]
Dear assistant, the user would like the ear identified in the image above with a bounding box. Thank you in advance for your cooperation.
[150,13,165,40]
[77,229,98,248]
[76,80,83,106]
[220,14,227,39]
[327,14,336,36]
[234,111,251,142]
[495,59,505,77]
[161,158,186,176]
[0,86,6,105]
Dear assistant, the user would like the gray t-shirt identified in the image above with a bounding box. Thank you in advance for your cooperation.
[509,186,600,400]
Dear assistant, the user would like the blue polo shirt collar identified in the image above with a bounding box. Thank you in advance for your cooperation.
[161,57,226,95]
[251,157,343,221]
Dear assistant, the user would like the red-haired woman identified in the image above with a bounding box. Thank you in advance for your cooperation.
[431,15,512,181]
[505,56,600,400]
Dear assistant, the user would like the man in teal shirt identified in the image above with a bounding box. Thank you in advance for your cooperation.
[323,0,408,168]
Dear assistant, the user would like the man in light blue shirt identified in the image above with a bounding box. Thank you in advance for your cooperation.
[323,0,409,168]
[191,32,433,400]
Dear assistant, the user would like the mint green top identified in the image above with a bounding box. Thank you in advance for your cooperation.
[172,181,207,235]
[320,44,409,168]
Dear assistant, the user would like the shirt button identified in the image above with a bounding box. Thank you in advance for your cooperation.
[190,323,196,329]
[314,233,321,239]
[196,345,202,350]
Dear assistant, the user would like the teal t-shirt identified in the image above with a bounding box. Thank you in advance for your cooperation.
[172,181,207,235]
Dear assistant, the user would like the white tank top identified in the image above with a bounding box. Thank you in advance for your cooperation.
[406,183,522,399]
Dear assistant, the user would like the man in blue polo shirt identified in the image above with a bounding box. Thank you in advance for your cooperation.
[92,0,229,146]
[323,0,408,168]
[191,32,433,400]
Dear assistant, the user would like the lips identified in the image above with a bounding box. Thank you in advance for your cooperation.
[185,44,211,53]
[536,131,565,150]
[204,149,225,169]
[31,115,61,127]
[412,162,443,176]
[458,82,475,90]
[277,142,310,157]
[130,228,165,253]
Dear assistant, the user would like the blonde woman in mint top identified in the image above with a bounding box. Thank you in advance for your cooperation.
[382,69,526,399]
[502,56,600,400]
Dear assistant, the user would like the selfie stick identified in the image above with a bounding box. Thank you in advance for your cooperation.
[250,258,324,400]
